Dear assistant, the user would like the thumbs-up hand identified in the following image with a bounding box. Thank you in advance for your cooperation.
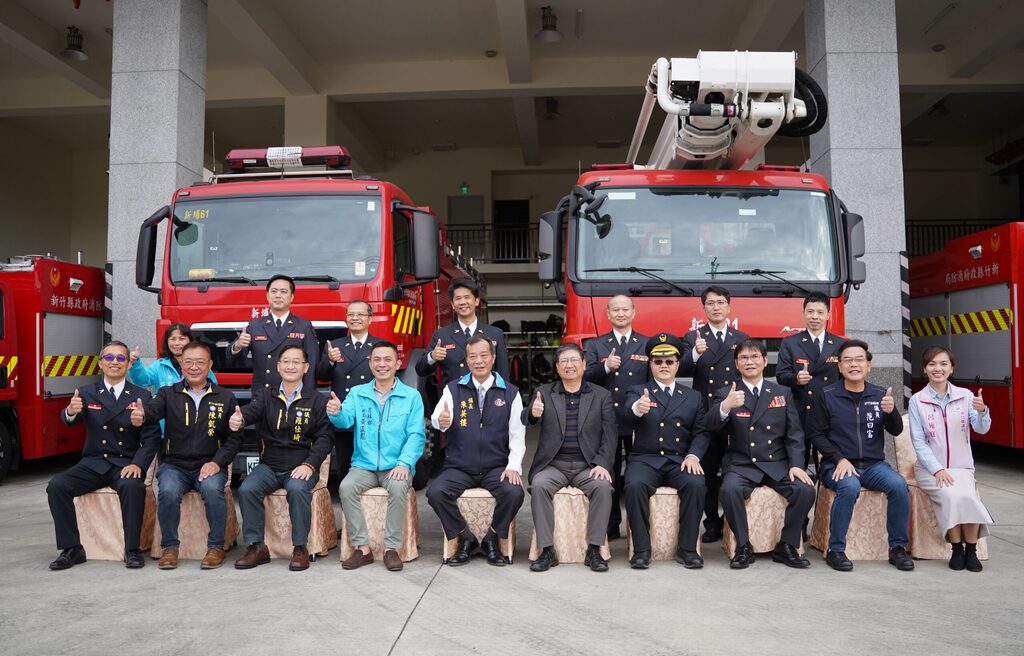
[438,400,453,431]
[881,387,895,414]
[326,391,341,416]
[796,360,812,385]
[972,388,986,413]
[234,324,251,351]
[129,345,141,366]
[636,388,652,415]
[229,405,244,432]
[326,340,342,363]
[605,347,622,371]
[531,391,545,419]
[722,382,745,411]
[431,338,448,362]
[694,336,708,354]
[67,389,83,416]
[130,398,145,427]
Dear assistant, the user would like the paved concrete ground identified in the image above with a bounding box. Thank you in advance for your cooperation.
[2,431,1022,656]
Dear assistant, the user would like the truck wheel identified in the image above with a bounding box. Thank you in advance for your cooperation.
[0,422,14,483]
[412,457,431,491]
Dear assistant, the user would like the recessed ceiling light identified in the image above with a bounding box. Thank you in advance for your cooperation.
[932,44,946,52]
[485,50,498,58]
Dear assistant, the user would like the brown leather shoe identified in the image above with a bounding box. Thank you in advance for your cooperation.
[158,547,179,570]
[289,545,310,571]
[383,549,403,572]
[200,547,226,570]
[234,543,270,569]
[342,547,374,570]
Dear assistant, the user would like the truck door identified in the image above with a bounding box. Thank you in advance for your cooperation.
[0,280,16,402]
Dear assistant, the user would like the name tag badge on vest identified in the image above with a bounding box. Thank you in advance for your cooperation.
[736,411,751,418]
[796,358,810,366]
[254,335,268,341]
[444,343,457,349]
[88,403,102,410]
[493,398,505,406]
[288,332,305,339]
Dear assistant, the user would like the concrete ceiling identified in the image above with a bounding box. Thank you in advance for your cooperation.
[2,0,1023,169]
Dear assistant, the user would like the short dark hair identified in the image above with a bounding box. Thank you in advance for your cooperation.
[370,340,399,358]
[182,341,212,359]
[701,285,731,304]
[101,340,130,356]
[161,323,194,359]
[449,278,480,300]
[266,274,295,294]
[734,338,767,359]
[465,334,495,355]
[555,343,584,362]
[348,299,372,316]
[803,292,829,309]
[279,344,307,362]
[921,346,955,369]
[838,339,872,362]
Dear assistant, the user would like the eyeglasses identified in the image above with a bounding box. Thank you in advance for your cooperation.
[101,354,128,362]
[181,358,209,367]
[737,354,764,362]
[652,358,678,366]
[278,359,306,366]
[840,356,868,364]
[557,357,582,365]
[347,313,370,319]
[704,300,728,307]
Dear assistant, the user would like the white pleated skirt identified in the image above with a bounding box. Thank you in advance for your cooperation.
[915,467,993,538]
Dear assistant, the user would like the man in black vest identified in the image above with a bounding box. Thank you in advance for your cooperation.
[623,333,710,569]
[427,335,525,566]
[316,299,378,479]
[681,285,749,543]
[584,294,649,540]
[228,274,319,392]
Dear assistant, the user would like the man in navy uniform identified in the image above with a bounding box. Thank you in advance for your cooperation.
[623,333,710,569]
[584,294,649,540]
[705,339,815,570]
[316,299,378,479]
[416,278,509,385]
[228,274,318,392]
[775,291,845,466]
[681,285,749,543]
[46,341,161,570]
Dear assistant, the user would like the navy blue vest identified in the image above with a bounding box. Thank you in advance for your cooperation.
[444,374,518,474]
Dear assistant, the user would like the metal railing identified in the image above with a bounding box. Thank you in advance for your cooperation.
[905,220,1008,257]
[446,223,537,264]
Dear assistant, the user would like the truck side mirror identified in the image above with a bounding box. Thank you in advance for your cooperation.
[410,210,440,281]
[844,212,866,286]
[136,205,170,293]
[538,210,563,283]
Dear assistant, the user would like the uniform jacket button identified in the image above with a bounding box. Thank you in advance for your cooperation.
[767,440,772,445]
[101,439,107,444]
[750,442,755,447]
[725,367,731,372]
[675,438,680,442]
[614,402,619,407]
[823,376,829,382]
[806,405,812,410]
[751,457,757,462]
[118,441,123,446]
[710,366,715,371]
[659,437,664,442]
[265,369,271,374]
[460,363,465,367]
[659,422,664,427]
[613,387,619,392]
[267,355,272,359]
[660,450,664,455]
[749,426,754,431]
[345,388,350,393]
[265,384,270,388]
[628,372,633,376]
[808,390,813,396]
[676,422,681,427]
[709,379,715,385]
[768,454,773,459]
[103,454,108,458]
[119,427,124,432]
[346,375,351,379]
[766,425,771,430]
[102,425,108,430]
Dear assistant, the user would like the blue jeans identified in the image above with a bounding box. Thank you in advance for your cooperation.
[156,463,228,549]
[819,460,910,553]
[238,463,318,546]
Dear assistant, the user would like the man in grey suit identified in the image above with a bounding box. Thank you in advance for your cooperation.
[527,343,617,572]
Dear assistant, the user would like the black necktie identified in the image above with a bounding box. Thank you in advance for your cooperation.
[109,386,116,400]
[620,335,627,350]
[815,337,822,355]
[275,318,283,330]
[716,331,725,345]
[663,385,671,396]
[751,385,759,400]
[465,327,472,339]
[353,341,362,351]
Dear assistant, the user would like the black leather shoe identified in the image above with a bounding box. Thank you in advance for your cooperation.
[125,549,146,569]
[772,541,810,569]
[826,550,853,572]
[606,527,622,541]
[448,535,479,566]
[964,543,982,572]
[889,546,914,571]
[730,543,755,569]
[49,545,87,571]
[675,548,704,569]
[701,524,723,543]
[481,538,505,567]
[584,545,609,572]
[530,547,559,572]
[629,550,651,569]
[948,543,966,571]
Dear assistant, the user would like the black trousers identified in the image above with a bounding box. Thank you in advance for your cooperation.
[332,429,354,479]
[426,466,525,540]
[719,470,816,548]
[608,432,632,530]
[624,458,705,553]
[701,430,727,529]
[46,461,147,551]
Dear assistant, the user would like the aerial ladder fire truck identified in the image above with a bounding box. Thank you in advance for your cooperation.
[538,50,867,372]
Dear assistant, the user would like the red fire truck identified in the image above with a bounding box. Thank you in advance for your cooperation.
[909,223,1021,448]
[539,52,866,367]
[135,145,474,485]
[0,256,105,481]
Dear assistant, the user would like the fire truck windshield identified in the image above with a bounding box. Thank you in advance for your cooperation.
[168,194,382,285]
[575,187,837,284]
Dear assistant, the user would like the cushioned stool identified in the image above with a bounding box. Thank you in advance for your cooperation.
[339,486,419,562]
[528,486,611,563]
[722,486,805,558]
[893,425,989,560]
[263,456,338,559]
[808,486,889,560]
[441,488,516,563]
[74,460,157,560]
[626,486,702,560]
[149,466,240,560]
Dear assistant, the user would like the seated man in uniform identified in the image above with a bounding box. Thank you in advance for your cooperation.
[47,341,160,570]
[623,333,710,569]
[705,339,815,570]
[229,345,333,571]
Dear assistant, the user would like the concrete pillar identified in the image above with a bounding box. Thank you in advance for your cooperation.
[284,94,336,146]
[107,0,206,356]
[804,0,906,398]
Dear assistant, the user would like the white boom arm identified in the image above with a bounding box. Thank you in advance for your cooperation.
[626,51,807,171]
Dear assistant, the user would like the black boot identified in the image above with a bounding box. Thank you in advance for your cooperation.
[948,542,966,571]
[964,542,983,572]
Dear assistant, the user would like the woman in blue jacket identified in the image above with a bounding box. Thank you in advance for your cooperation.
[128,323,216,393]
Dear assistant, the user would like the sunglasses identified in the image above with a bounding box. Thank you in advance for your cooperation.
[101,354,128,362]
[652,358,678,366]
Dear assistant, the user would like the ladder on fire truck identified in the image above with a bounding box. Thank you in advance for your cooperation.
[626,51,827,171]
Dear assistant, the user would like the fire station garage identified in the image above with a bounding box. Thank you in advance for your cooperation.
[1,2,1023,655]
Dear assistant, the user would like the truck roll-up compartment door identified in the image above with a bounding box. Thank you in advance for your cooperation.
[42,313,103,396]
[947,284,1012,383]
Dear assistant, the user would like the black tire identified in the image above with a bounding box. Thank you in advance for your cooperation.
[0,421,14,484]
[779,68,828,138]
[412,456,430,491]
